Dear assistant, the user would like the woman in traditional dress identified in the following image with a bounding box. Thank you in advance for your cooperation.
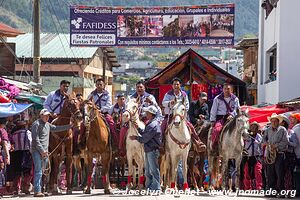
[7,120,32,195]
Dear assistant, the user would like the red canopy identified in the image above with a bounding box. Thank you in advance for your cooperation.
[241,105,289,124]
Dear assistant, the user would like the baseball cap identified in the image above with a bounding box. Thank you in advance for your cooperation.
[144,105,158,115]
[199,92,208,100]
[40,109,51,116]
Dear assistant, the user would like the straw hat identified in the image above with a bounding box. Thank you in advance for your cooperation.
[250,121,260,129]
[267,113,283,123]
[280,114,290,126]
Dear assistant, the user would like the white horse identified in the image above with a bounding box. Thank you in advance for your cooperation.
[207,109,249,190]
[122,98,145,190]
[164,100,191,190]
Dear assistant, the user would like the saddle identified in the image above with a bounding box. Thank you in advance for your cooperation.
[211,118,231,154]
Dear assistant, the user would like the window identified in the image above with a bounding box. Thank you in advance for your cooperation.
[265,45,277,83]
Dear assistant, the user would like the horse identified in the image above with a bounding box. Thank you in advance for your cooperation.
[48,93,83,194]
[207,109,249,191]
[81,99,112,194]
[122,98,145,190]
[163,99,191,190]
[187,120,211,191]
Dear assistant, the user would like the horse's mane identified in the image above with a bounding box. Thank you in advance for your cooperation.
[225,116,238,135]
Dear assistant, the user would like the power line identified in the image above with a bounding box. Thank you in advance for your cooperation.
[45,0,82,86]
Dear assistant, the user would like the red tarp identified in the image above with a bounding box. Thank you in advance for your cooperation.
[241,105,289,124]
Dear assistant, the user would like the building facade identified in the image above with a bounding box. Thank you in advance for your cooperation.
[258,0,300,104]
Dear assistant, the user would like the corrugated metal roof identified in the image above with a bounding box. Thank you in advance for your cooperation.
[7,33,98,58]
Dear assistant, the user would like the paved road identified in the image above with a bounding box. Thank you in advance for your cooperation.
[2,189,298,200]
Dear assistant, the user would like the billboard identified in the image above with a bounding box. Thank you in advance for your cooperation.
[70,4,234,47]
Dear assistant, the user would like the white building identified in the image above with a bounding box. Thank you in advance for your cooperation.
[258,0,300,104]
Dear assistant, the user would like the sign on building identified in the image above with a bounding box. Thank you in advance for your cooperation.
[70,4,235,47]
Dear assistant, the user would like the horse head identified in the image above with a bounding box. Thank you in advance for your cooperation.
[235,108,249,139]
[172,100,186,128]
[62,92,83,123]
[122,98,139,124]
[82,100,98,126]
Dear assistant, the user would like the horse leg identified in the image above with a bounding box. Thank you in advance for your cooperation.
[49,155,61,194]
[207,154,215,190]
[221,157,228,191]
[182,151,189,191]
[159,153,166,190]
[84,154,93,194]
[235,155,242,191]
[66,153,73,194]
[101,150,112,194]
[127,157,133,190]
[189,156,198,190]
[198,154,206,191]
[170,156,179,190]
[133,163,137,189]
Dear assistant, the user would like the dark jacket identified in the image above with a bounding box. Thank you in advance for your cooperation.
[188,101,209,125]
[137,118,162,152]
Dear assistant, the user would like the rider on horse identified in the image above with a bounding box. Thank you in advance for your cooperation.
[188,92,209,127]
[87,78,118,146]
[210,83,240,150]
[109,93,126,145]
[161,77,206,153]
[43,80,70,119]
[118,81,162,156]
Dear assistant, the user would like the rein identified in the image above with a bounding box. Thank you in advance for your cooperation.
[167,117,191,149]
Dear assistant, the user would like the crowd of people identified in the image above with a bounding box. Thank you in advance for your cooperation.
[0,78,299,197]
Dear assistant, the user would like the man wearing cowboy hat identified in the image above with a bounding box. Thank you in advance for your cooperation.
[262,113,288,195]
[129,105,162,192]
[31,109,73,197]
[243,121,263,190]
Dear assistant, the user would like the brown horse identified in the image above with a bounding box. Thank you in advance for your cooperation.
[187,121,211,191]
[81,100,112,194]
[48,93,83,194]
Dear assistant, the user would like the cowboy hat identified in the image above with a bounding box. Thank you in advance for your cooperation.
[267,113,283,123]
[290,113,300,122]
[40,109,51,116]
[280,114,290,126]
[144,105,158,115]
[250,121,260,129]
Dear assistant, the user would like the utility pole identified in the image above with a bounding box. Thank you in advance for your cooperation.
[103,48,106,82]
[33,0,41,83]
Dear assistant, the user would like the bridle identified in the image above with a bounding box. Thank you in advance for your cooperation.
[167,103,191,149]
[123,106,139,123]
[64,98,81,120]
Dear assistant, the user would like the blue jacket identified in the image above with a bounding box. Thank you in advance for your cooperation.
[43,90,65,114]
[87,89,112,113]
[137,118,162,152]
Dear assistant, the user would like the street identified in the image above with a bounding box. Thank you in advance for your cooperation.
[1,189,297,200]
